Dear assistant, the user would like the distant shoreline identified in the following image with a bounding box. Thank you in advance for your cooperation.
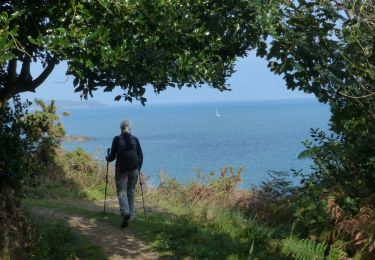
[141,97,317,106]
[61,135,96,143]
[28,99,107,110]
[29,97,318,109]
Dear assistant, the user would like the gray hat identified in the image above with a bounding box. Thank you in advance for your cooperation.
[120,119,132,133]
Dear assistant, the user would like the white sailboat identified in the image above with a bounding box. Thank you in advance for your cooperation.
[216,108,221,117]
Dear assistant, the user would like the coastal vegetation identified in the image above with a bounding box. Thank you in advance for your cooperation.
[1,0,374,259]
[1,96,374,258]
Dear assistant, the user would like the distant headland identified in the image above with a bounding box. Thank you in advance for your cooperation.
[61,135,96,143]
[29,99,107,110]
[54,100,107,109]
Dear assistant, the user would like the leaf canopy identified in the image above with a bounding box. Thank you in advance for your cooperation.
[0,0,262,104]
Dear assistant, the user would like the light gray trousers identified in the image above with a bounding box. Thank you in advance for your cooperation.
[115,169,139,219]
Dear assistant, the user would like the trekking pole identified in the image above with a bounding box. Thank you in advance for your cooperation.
[138,170,147,219]
[103,148,110,215]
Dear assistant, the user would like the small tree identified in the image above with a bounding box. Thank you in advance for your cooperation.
[0,96,31,190]
[22,99,66,164]
[257,0,375,202]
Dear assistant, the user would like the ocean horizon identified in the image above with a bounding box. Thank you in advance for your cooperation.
[60,98,331,188]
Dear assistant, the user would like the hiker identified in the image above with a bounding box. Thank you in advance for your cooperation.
[106,119,143,228]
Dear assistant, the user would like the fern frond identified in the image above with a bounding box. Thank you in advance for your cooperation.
[281,236,327,260]
[298,147,320,159]
[34,98,47,112]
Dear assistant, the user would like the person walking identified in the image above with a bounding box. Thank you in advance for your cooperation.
[106,119,143,228]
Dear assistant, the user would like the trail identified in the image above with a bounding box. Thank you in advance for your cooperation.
[30,199,159,260]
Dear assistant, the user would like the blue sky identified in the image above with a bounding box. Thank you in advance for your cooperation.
[22,51,313,105]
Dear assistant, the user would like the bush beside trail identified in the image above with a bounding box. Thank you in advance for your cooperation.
[24,147,116,201]
[0,98,111,258]
[142,168,375,259]
[0,184,28,259]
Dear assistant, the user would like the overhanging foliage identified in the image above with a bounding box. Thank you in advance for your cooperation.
[0,0,264,106]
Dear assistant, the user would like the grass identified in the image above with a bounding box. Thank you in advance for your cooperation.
[23,173,117,201]
[24,194,289,259]
[27,212,105,260]
[136,193,288,259]
[134,211,251,259]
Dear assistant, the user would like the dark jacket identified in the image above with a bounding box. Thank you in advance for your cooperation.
[107,133,143,172]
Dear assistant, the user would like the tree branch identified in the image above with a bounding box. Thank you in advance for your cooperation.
[12,58,57,95]
[30,59,57,89]
[18,58,32,82]
[0,59,17,108]
[7,59,17,86]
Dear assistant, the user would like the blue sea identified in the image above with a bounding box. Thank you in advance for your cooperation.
[60,99,331,187]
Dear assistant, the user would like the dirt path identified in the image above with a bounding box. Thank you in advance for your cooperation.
[59,197,163,216]
[31,203,160,260]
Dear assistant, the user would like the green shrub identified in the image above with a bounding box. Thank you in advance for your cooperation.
[246,171,296,227]
[0,96,33,190]
[24,147,116,200]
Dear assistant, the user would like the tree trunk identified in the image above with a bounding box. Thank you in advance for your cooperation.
[0,98,6,111]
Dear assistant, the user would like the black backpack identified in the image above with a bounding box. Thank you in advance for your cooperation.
[117,134,139,171]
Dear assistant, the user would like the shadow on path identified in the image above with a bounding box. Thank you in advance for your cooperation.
[31,207,159,260]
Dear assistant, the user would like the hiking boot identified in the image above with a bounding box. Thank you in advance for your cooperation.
[121,214,130,228]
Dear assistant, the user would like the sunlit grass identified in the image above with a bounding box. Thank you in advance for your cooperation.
[25,193,288,259]
[26,212,106,260]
